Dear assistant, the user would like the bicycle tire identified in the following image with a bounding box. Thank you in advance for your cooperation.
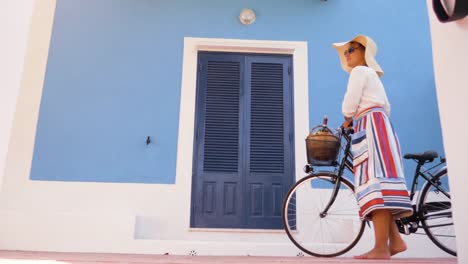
[282,172,365,257]
[419,168,457,256]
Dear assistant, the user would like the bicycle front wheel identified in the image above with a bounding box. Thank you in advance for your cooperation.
[419,168,457,256]
[282,172,365,257]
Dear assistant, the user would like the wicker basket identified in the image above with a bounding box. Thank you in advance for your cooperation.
[306,125,340,166]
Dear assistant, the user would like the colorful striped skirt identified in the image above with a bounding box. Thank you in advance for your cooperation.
[352,107,413,220]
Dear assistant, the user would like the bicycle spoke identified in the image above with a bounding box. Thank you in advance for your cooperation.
[282,174,365,257]
[419,170,457,256]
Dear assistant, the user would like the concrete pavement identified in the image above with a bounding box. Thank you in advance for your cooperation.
[0,250,457,264]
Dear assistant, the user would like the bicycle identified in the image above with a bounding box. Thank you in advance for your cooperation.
[282,124,456,257]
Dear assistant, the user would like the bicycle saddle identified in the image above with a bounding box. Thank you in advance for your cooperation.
[403,151,438,162]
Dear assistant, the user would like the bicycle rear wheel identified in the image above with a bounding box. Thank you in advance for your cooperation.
[419,168,457,256]
[282,172,365,257]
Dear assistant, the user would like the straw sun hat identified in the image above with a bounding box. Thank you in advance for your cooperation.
[332,35,384,77]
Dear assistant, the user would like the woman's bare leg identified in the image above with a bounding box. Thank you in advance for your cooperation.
[389,218,407,256]
[354,209,392,259]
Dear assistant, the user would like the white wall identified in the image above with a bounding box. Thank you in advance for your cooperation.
[0,0,309,256]
[0,0,35,190]
[426,0,468,262]
[0,0,461,258]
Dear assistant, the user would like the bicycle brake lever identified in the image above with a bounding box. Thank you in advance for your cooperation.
[339,126,344,134]
[339,126,354,135]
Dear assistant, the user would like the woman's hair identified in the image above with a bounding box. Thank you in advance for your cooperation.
[350,41,365,50]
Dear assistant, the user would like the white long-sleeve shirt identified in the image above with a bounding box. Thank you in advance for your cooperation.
[342,66,391,118]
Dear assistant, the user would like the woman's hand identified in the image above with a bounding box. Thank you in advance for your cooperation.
[342,116,353,128]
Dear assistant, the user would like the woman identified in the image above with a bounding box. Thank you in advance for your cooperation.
[332,35,413,260]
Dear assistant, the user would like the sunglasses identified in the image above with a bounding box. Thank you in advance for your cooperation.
[344,46,361,56]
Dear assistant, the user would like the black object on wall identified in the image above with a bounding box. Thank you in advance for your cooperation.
[433,0,468,22]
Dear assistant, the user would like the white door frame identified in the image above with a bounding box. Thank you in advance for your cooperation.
[175,37,309,230]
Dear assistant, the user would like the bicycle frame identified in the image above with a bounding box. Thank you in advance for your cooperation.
[317,129,354,216]
[332,128,450,204]
[408,160,449,202]
[399,158,452,233]
[336,131,354,176]
[320,129,451,223]
[315,128,451,222]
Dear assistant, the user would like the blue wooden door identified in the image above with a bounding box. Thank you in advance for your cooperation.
[190,52,294,229]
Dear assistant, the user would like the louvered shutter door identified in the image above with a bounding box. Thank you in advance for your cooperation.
[191,54,244,228]
[191,53,294,229]
[245,55,293,229]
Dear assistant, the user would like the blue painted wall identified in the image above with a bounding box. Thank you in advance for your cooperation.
[31,0,443,184]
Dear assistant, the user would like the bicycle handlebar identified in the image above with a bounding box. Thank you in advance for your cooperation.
[339,126,354,135]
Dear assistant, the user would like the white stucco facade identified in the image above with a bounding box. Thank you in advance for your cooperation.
[426,0,468,261]
[0,0,35,190]
[0,0,464,260]
[0,0,311,256]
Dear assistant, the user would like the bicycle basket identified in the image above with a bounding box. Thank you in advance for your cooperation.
[306,125,341,166]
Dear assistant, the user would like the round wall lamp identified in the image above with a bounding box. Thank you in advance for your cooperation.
[239,8,256,25]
